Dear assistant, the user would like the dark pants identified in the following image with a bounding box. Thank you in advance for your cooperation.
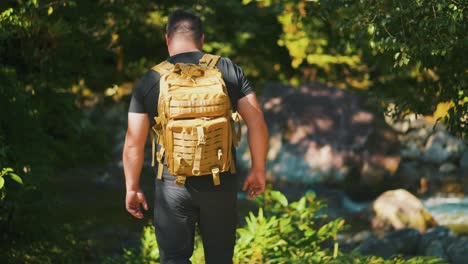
[154,167,238,264]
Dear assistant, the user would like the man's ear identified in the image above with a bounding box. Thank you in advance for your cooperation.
[200,34,205,48]
[165,34,170,46]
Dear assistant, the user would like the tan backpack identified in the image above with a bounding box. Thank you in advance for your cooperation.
[150,54,241,186]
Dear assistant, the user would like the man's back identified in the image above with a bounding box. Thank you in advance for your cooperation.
[123,10,268,264]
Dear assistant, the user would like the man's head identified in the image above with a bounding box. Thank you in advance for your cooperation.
[166,10,204,53]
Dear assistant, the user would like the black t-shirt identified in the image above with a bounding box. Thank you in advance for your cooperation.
[128,51,253,191]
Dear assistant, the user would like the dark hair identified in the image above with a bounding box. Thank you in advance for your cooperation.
[166,10,203,42]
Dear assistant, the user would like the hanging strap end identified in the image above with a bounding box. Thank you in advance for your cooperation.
[212,167,221,186]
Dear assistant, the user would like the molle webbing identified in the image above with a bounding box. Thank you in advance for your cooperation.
[169,98,227,118]
[151,61,174,75]
[199,54,221,68]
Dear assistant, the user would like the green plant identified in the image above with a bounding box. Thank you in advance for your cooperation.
[109,190,447,263]
[104,224,205,264]
[0,167,22,201]
[234,189,346,263]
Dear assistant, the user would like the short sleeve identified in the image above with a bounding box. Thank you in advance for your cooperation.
[216,57,254,111]
[128,70,159,113]
[233,63,254,98]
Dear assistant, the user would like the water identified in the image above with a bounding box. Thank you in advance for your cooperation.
[423,196,468,234]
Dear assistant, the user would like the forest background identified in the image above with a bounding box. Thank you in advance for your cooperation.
[0,0,466,263]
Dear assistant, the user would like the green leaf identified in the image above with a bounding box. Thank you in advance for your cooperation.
[297,197,306,211]
[0,177,4,189]
[9,173,23,184]
[242,0,253,5]
[1,168,13,176]
[271,190,288,207]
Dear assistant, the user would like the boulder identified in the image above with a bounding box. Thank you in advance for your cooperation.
[357,236,398,258]
[460,150,468,175]
[357,228,420,257]
[424,240,449,260]
[401,142,422,160]
[423,131,466,164]
[439,162,458,174]
[446,236,468,264]
[396,161,421,189]
[237,82,401,193]
[417,226,452,254]
[384,228,420,254]
[367,189,438,232]
[384,107,427,133]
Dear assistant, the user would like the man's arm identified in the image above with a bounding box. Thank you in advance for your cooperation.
[123,113,150,218]
[237,93,268,199]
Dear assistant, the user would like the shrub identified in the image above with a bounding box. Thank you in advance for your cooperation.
[110,189,447,263]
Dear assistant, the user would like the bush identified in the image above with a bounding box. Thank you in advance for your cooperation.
[109,189,446,263]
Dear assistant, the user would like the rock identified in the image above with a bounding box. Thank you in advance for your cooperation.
[439,163,458,174]
[425,240,449,260]
[239,82,401,192]
[368,189,438,232]
[384,107,426,133]
[352,230,373,242]
[400,128,430,146]
[417,226,452,254]
[384,228,420,254]
[401,142,422,160]
[446,236,468,264]
[358,236,398,258]
[460,150,468,174]
[423,131,466,164]
[423,143,452,164]
[396,161,420,187]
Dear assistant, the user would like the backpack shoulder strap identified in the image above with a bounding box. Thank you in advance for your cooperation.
[151,61,174,75]
[199,54,221,68]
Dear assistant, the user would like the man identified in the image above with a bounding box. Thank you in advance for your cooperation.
[123,10,268,264]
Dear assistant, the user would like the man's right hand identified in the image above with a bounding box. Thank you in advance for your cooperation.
[123,113,150,219]
[125,189,148,219]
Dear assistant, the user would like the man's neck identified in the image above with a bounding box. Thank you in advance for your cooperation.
[168,45,201,57]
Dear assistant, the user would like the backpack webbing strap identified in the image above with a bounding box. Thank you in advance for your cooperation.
[151,61,174,75]
[152,116,167,180]
[156,146,165,180]
[199,54,220,68]
[232,112,242,147]
[192,126,205,176]
[150,131,165,180]
[150,131,156,167]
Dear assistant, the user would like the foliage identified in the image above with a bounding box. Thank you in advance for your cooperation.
[0,166,22,235]
[1,0,112,236]
[234,189,345,263]
[0,165,21,199]
[104,223,205,264]
[337,0,467,138]
[0,0,465,261]
[107,190,446,264]
[245,0,467,138]
[0,168,22,198]
[0,223,94,263]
